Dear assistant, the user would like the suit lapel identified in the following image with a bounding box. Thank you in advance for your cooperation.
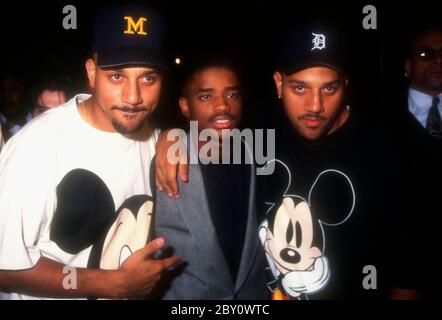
[176,163,232,285]
[235,142,261,291]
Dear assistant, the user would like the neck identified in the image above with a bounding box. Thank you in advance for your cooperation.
[127,122,153,141]
[80,97,114,132]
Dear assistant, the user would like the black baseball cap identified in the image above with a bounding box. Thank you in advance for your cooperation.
[277,23,349,76]
[92,5,166,69]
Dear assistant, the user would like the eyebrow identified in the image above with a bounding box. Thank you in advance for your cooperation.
[195,86,240,94]
[288,80,307,86]
[104,68,159,76]
[196,88,214,94]
[288,79,341,87]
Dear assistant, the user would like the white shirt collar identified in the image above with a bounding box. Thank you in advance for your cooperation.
[408,88,442,127]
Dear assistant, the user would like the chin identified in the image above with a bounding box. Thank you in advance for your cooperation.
[300,129,324,140]
[293,124,318,139]
[112,120,145,135]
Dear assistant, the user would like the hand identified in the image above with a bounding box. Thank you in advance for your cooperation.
[156,129,189,198]
[114,237,181,299]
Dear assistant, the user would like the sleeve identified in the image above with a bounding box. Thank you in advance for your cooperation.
[0,129,58,270]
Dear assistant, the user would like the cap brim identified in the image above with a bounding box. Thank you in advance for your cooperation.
[280,61,346,76]
[279,53,347,76]
[97,47,167,70]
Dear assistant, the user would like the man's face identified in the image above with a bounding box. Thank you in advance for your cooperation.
[405,29,442,96]
[274,66,348,140]
[179,66,242,136]
[86,59,162,134]
[32,90,66,118]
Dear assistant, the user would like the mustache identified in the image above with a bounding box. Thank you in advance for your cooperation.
[298,113,327,121]
[209,112,235,122]
[111,106,149,113]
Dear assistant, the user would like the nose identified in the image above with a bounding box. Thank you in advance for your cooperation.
[213,94,230,113]
[305,90,324,113]
[280,248,301,264]
[122,79,143,106]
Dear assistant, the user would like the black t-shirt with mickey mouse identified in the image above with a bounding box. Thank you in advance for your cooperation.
[257,106,404,300]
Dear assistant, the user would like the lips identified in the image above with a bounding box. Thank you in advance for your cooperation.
[210,115,235,130]
[117,108,150,121]
[113,106,149,114]
[120,110,143,116]
[302,117,323,128]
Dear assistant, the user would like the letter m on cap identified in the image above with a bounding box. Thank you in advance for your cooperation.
[124,16,148,36]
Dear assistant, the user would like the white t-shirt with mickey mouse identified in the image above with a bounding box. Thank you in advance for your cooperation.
[0,94,157,299]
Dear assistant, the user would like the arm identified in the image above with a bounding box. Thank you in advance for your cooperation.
[155,129,189,198]
[0,237,181,299]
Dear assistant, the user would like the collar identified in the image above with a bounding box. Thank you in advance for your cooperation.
[408,87,442,113]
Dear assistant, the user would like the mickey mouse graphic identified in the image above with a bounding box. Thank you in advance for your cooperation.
[50,169,154,284]
[259,159,355,300]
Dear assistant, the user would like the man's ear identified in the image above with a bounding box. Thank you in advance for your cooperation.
[85,58,97,90]
[273,71,283,97]
[178,97,191,118]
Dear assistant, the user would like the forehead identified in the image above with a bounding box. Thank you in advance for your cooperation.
[99,65,160,75]
[39,90,66,107]
[189,66,239,88]
[413,29,442,49]
[284,66,342,83]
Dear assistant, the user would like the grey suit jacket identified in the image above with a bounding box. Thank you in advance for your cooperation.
[154,149,268,299]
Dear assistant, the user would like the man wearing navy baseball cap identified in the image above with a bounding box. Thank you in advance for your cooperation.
[92,5,167,70]
[257,23,418,300]
[273,23,351,140]
[0,4,181,300]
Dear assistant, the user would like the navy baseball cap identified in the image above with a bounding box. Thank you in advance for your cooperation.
[92,5,166,69]
[277,23,349,76]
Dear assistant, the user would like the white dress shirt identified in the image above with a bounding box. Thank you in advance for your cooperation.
[408,87,442,128]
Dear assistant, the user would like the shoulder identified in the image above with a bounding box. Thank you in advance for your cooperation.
[0,95,87,163]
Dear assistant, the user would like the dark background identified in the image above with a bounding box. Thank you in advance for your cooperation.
[0,0,440,128]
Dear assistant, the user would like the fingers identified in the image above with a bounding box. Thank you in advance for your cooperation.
[156,167,165,192]
[161,255,182,269]
[157,163,178,198]
[155,129,182,198]
[178,152,189,183]
[165,161,180,198]
[163,139,189,198]
[137,237,165,258]
[155,129,170,193]
[158,170,175,198]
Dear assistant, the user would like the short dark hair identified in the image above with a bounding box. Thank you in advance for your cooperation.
[406,23,442,58]
[178,51,245,98]
[31,74,71,108]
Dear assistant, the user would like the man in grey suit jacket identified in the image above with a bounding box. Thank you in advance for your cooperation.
[154,55,268,299]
